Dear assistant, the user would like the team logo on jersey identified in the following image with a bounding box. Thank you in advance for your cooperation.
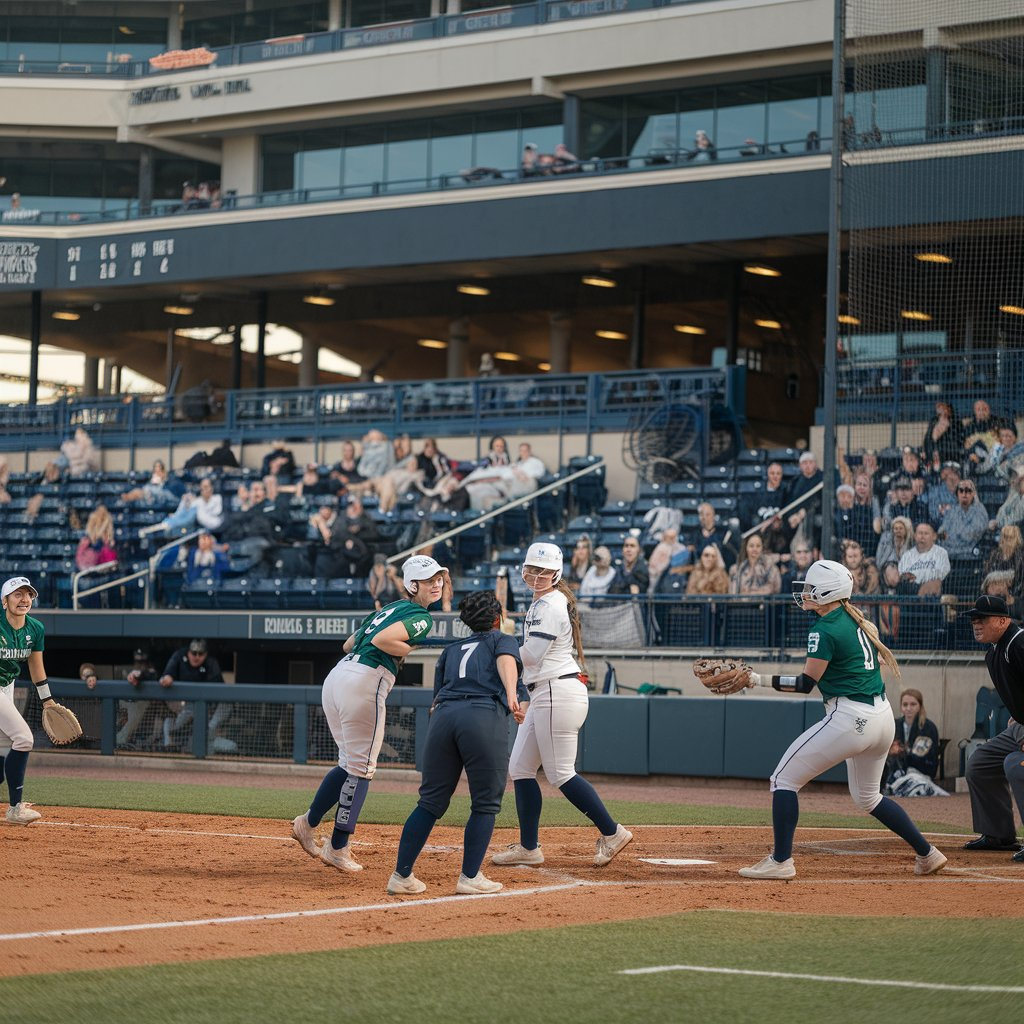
[807,632,820,654]
[854,717,867,734]
[410,619,428,637]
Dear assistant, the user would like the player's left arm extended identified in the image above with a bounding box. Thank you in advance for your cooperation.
[370,621,415,658]
[27,651,54,704]
[752,657,828,693]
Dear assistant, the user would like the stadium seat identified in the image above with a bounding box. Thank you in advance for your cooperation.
[216,578,253,609]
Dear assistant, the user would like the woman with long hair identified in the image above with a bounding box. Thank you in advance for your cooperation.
[875,515,914,637]
[885,688,941,785]
[75,504,117,570]
[729,533,781,595]
[984,524,1024,602]
[565,534,594,592]
[492,541,632,869]
[686,544,730,595]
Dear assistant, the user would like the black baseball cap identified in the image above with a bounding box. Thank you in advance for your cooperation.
[894,476,913,489]
[966,595,1011,619]
[188,638,208,654]
[133,648,149,660]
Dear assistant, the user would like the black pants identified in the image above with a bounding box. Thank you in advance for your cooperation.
[965,722,1024,838]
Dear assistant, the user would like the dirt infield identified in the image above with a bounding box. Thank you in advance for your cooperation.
[2,808,1021,979]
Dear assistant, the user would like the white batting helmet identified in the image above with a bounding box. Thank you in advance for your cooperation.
[401,555,448,594]
[521,541,564,586]
[793,559,853,607]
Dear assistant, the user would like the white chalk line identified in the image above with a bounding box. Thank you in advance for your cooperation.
[618,963,1024,994]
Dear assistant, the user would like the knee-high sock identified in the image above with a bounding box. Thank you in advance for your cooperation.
[4,750,29,807]
[331,775,370,849]
[870,796,931,855]
[559,775,616,836]
[772,789,799,862]
[308,766,348,827]
[462,811,497,878]
[513,778,543,850]
[394,805,437,878]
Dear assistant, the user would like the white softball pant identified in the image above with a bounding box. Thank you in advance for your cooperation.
[321,656,395,780]
[770,694,894,812]
[0,683,33,756]
[508,679,589,787]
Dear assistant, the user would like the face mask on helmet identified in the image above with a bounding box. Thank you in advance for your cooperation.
[521,541,564,587]
[792,559,853,608]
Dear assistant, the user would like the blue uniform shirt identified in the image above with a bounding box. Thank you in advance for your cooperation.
[433,630,523,711]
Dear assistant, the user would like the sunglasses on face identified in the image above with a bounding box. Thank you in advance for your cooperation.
[957,487,975,494]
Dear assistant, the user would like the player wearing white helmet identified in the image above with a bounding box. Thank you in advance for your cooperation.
[722,559,946,879]
[292,555,451,871]
[492,541,632,868]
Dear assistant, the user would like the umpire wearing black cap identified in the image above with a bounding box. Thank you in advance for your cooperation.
[963,595,1024,859]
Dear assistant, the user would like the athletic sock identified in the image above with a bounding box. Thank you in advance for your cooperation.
[772,789,799,862]
[308,766,348,827]
[462,811,496,878]
[513,778,543,850]
[4,749,29,807]
[870,796,931,855]
[394,805,437,878]
[559,774,617,836]
[331,775,370,850]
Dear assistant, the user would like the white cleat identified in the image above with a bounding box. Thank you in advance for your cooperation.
[5,802,41,826]
[914,846,947,876]
[387,871,427,895]
[291,814,321,859]
[320,841,363,872]
[594,824,633,866]
[456,872,503,894]
[739,854,796,879]
[491,843,545,866]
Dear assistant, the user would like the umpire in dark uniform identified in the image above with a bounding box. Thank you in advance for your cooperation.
[963,595,1024,859]
[387,592,525,897]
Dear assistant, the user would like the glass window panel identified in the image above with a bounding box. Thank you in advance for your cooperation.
[844,333,897,362]
[580,99,623,159]
[154,159,216,201]
[385,124,429,186]
[52,159,102,199]
[59,16,112,46]
[342,126,386,190]
[767,76,821,150]
[715,81,768,157]
[625,92,677,157]
[349,0,429,27]
[184,16,234,49]
[901,330,947,353]
[236,11,274,43]
[104,160,139,200]
[1,158,51,197]
[430,116,475,180]
[677,88,716,158]
[819,89,834,152]
[850,58,926,144]
[473,111,518,170]
[272,4,322,37]
[9,16,60,62]
[117,18,169,46]
[520,107,563,160]
[262,133,302,192]
[297,129,342,192]
[462,0,533,9]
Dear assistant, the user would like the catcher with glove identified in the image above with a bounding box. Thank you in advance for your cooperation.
[0,576,82,827]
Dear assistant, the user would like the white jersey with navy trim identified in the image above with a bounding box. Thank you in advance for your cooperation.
[522,589,579,684]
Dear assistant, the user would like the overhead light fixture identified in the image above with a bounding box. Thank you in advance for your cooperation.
[302,292,335,307]
[838,314,861,325]
[457,284,490,296]
[673,324,706,335]
[582,275,616,288]
[493,351,521,362]
[914,252,952,264]
[743,263,782,278]
[163,304,194,316]
[595,330,628,340]
[537,361,551,371]
[52,310,80,321]
[999,304,1024,316]
[417,338,448,349]
[754,318,781,329]
[900,310,932,321]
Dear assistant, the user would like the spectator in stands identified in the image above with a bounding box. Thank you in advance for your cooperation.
[785,451,823,551]
[923,401,965,470]
[983,525,1024,601]
[852,471,882,541]
[686,129,717,162]
[900,446,929,487]
[116,648,161,750]
[367,452,424,514]
[691,501,737,567]
[981,572,1014,608]
[780,543,814,593]
[186,530,230,585]
[415,438,454,492]
[367,554,403,611]
[75,504,117,571]
[729,533,781,595]
[882,476,929,530]
[329,439,365,495]
[884,688,941,791]
[686,544,730,595]
[484,436,510,466]
[324,496,377,577]
[464,442,547,511]
[60,427,100,477]
[307,503,338,578]
[926,461,963,526]
[875,515,914,592]
[579,545,617,604]
[182,438,239,471]
[938,478,988,558]
[741,461,788,556]
[963,399,1006,466]
[145,476,225,537]
[158,639,232,751]
[552,143,580,173]
[565,534,594,593]
[0,456,9,505]
[842,540,880,596]
[120,460,182,507]
[218,479,279,570]
[350,428,396,490]
[833,483,857,541]
[260,440,296,482]
[978,423,1024,480]
[609,536,650,596]
[521,142,540,177]
[292,463,336,501]
[897,522,950,596]
[648,527,691,593]
[477,353,500,377]
[995,471,1024,530]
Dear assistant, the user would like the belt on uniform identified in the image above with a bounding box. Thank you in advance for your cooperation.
[842,692,886,706]
[526,673,582,693]
[342,653,379,670]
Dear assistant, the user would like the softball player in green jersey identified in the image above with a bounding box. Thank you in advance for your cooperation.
[734,559,947,879]
[292,555,451,871]
[1,577,55,825]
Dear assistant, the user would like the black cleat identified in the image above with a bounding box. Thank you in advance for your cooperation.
[963,835,1021,852]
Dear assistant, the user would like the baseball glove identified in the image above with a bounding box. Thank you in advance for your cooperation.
[692,658,754,695]
[42,703,83,746]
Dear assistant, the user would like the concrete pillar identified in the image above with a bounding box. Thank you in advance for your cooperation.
[138,148,154,216]
[83,356,100,398]
[328,0,343,30]
[29,291,41,407]
[447,317,469,378]
[167,2,182,50]
[103,360,115,395]
[549,311,571,374]
[445,0,461,14]
[221,135,260,200]
[299,336,318,388]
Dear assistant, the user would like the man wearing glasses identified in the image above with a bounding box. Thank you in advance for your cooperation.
[938,479,989,558]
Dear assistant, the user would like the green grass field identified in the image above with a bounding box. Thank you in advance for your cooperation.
[2,776,1011,1024]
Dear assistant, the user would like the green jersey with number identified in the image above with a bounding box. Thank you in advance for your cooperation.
[348,599,433,675]
[0,614,45,688]
[805,607,884,700]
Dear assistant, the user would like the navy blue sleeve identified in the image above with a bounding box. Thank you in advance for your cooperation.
[493,632,523,668]
[433,646,449,696]
[204,656,224,682]
[162,649,184,678]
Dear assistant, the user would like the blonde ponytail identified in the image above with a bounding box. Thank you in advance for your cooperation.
[556,579,587,669]
[841,599,900,679]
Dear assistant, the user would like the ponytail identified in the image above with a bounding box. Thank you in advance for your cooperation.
[555,579,586,669]
[841,599,900,679]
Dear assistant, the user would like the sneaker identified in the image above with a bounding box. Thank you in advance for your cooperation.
[914,846,947,876]
[6,803,41,826]
[291,814,321,859]
[456,872,503,894]
[320,841,362,872]
[594,825,633,867]
[491,843,544,866]
[739,854,796,879]
[387,871,426,895]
